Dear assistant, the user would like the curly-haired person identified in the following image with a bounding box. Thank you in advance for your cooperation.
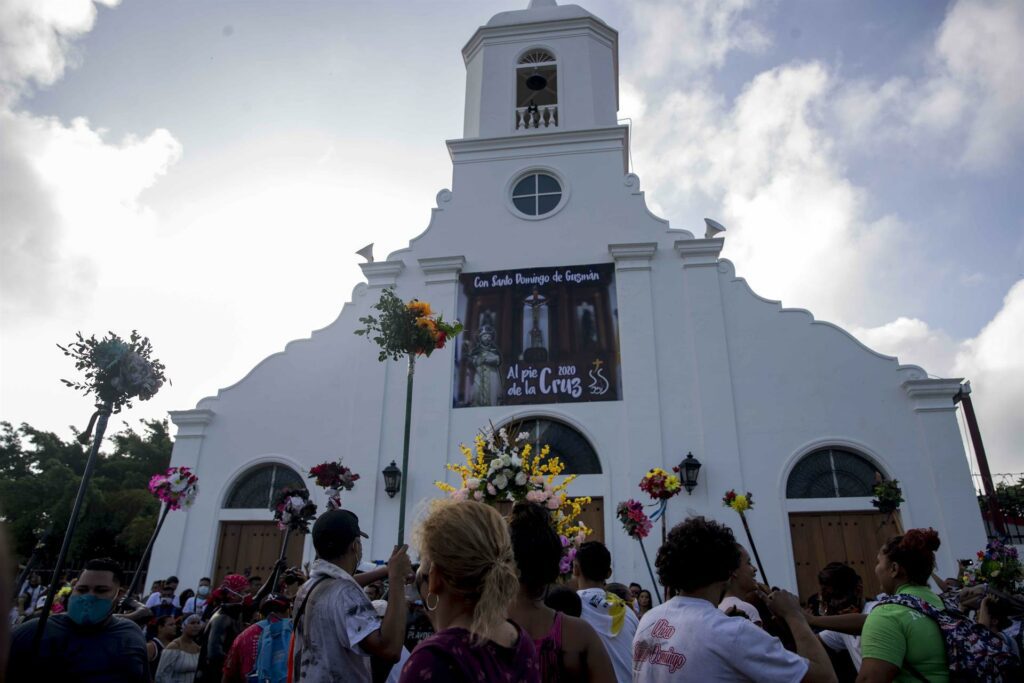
[631,517,836,682]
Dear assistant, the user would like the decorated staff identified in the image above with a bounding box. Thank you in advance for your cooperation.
[436,423,592,578]
[34,331,165,653]
[639,467,682,545]
[270,487,317,589]
[723,489,768,585]
[120,467,199,610]
[617,499,661,604]
[356,288,462,545]
[308,459,360,511]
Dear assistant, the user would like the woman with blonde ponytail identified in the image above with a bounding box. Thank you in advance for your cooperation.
[399,499,541,682]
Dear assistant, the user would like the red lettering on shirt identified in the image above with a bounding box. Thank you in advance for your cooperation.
[650,618,676,639]
[633,640,686,674]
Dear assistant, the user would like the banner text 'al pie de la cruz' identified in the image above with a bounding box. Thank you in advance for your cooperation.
[452,262,622,408]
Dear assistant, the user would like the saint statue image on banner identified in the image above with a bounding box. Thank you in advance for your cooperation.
[468,324,502,407]
[522,287,550,362]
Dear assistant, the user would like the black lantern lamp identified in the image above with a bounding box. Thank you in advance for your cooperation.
[679,452,701,494]
[382,461,402,499]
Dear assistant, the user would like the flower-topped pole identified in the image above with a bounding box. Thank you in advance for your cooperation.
[269,487,318,589]
[639,468,682,546]
[617,500,662,604]
[120,467,199,610]
[723,489,768,585]
[436,424,592,577]
[356,288,462,546]
[309,459,361,511]
[34,331,166,652]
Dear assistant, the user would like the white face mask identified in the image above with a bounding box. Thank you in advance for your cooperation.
[197,586,210,597]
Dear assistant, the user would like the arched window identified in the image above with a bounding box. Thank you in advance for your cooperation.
[516,49,557,129]
[786,448,880,499]
[503,417,601,474]
[225,463,304,509]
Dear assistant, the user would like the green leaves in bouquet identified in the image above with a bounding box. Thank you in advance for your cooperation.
[57,330,168,412]
[355,288,463,362]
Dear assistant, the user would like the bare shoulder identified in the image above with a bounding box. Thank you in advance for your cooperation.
[559,613,603,649]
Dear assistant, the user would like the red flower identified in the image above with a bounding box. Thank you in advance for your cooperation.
[435,330,447,349]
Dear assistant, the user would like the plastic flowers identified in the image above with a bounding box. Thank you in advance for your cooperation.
[355,288,464,361]
[437,423,591,564]
[58,330,167,412]
[148,466,199,511]
[962,539,1023,594]
[723,489,753,513]
[272,487,318,533]
[617,499,653,539]
[309,460,360,511]
[639,468,682,501]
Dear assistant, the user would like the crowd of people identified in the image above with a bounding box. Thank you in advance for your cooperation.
[4,502,1024,682]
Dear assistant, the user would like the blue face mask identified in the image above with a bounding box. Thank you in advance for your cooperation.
[67,593,114,626]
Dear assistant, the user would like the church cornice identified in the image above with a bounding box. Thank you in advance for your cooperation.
[609,243,657,271]
[674,239,724,267]
[419,255,467,285]
[902,378,964,413]
[462,16,617,64]
[359,261,406,288]
[447,125,628,172]
[169,409,215,438]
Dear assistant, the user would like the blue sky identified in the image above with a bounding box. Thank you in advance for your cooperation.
[1,0,1022,473]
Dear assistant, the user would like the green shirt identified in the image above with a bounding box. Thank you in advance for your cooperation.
[861,584,948,682]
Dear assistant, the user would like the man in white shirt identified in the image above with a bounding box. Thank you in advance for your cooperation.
[183,577,211,616]
[574,541,640,683]
[145,575,178,609]
[291,509,412,683]
[632,517,837,683]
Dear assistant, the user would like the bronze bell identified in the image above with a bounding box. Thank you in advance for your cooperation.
[525,72,548,91]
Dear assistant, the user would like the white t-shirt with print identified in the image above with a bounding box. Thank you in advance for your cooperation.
[632,595,809,682]
[578,587,640,683]
[293,560,382,683]
[818,600,876,671]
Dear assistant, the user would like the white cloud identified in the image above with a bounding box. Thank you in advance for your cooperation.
[630,0,769,81]
[832,0,1024,169]
[0,0,119,105]
[0,0,181,323]
[848,317,959,377]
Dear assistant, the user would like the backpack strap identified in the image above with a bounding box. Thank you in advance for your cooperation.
[287,576,333,683]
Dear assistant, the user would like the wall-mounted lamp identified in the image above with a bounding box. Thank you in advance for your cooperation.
[679,452,702,494]
[382,461,402,499]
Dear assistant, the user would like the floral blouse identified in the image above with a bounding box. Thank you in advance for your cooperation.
[399,625,541,683]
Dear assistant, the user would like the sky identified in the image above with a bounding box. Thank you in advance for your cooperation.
[1,0,1022,475]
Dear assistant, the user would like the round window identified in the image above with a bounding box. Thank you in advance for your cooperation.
[511,172,562,216]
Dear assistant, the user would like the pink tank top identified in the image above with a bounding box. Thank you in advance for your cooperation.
[531,611,565,683]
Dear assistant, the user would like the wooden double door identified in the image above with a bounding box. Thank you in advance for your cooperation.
[214,522,305,585]
[789,510,901,603]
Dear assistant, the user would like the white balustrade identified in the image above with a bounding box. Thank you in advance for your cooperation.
[515,104,558,130]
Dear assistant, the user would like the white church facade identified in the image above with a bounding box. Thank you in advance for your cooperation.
[150,0,987,601]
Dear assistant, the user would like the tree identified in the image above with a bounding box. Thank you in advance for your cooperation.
[978,476,1024,520]
[0,419,173,569]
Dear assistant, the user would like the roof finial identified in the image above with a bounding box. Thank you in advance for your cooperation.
[528,0,558,8]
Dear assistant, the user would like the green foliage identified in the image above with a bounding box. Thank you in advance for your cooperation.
[355,288,464,361]
[978,477,1024,519]
[58,330,167,413]
[0,418,172,567]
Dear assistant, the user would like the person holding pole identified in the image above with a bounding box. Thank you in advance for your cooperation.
[7,557,149,682]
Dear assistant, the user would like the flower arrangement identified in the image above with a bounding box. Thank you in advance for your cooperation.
[148,466,199,511]
[58,330,167,412]
[355,288,464,360]
[723,489,753,514]
[559,524,591,575]
[639,468,682,501]
[617,499,653,539]
[437,424,591,572]
[962,539,1023,594]
[309,460,360,511]
[272,487,318,533]
[871,475,904,514]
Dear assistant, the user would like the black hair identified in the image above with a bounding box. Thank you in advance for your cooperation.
[629,582,642,590]
[656,517,740,593]
[575,541,611,582]
[83,558,123,585]
[880,528,940,585]
[509,502,562,598]
[200,577,211,583]
[817,562,862,610]
[606,582,631,602]
[165,576,179,584]
[544,585,582,618]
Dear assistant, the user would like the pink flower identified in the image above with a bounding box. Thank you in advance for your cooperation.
[546,496,561,510]
[473,490,483,501]
[487,483,497,496]
[526,490,548,504]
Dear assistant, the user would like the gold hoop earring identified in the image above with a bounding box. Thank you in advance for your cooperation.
[425,592,440,612]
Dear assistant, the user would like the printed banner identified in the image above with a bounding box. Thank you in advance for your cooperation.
[452,263,622,407]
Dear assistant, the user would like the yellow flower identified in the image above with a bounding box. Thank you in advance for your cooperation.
[730,494,751,513]
[407,300,432,317]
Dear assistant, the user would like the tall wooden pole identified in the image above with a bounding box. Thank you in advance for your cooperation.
[397,354,416,546]
[32,404,111,654]
[956,386,1006,536]
[120,503,170,610]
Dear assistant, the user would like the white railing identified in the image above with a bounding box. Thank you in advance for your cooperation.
[516,104,559,130]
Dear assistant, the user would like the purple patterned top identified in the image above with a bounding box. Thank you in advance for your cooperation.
[399,625,541,683]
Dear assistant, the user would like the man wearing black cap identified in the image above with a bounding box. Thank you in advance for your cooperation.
[290,509,412,683]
